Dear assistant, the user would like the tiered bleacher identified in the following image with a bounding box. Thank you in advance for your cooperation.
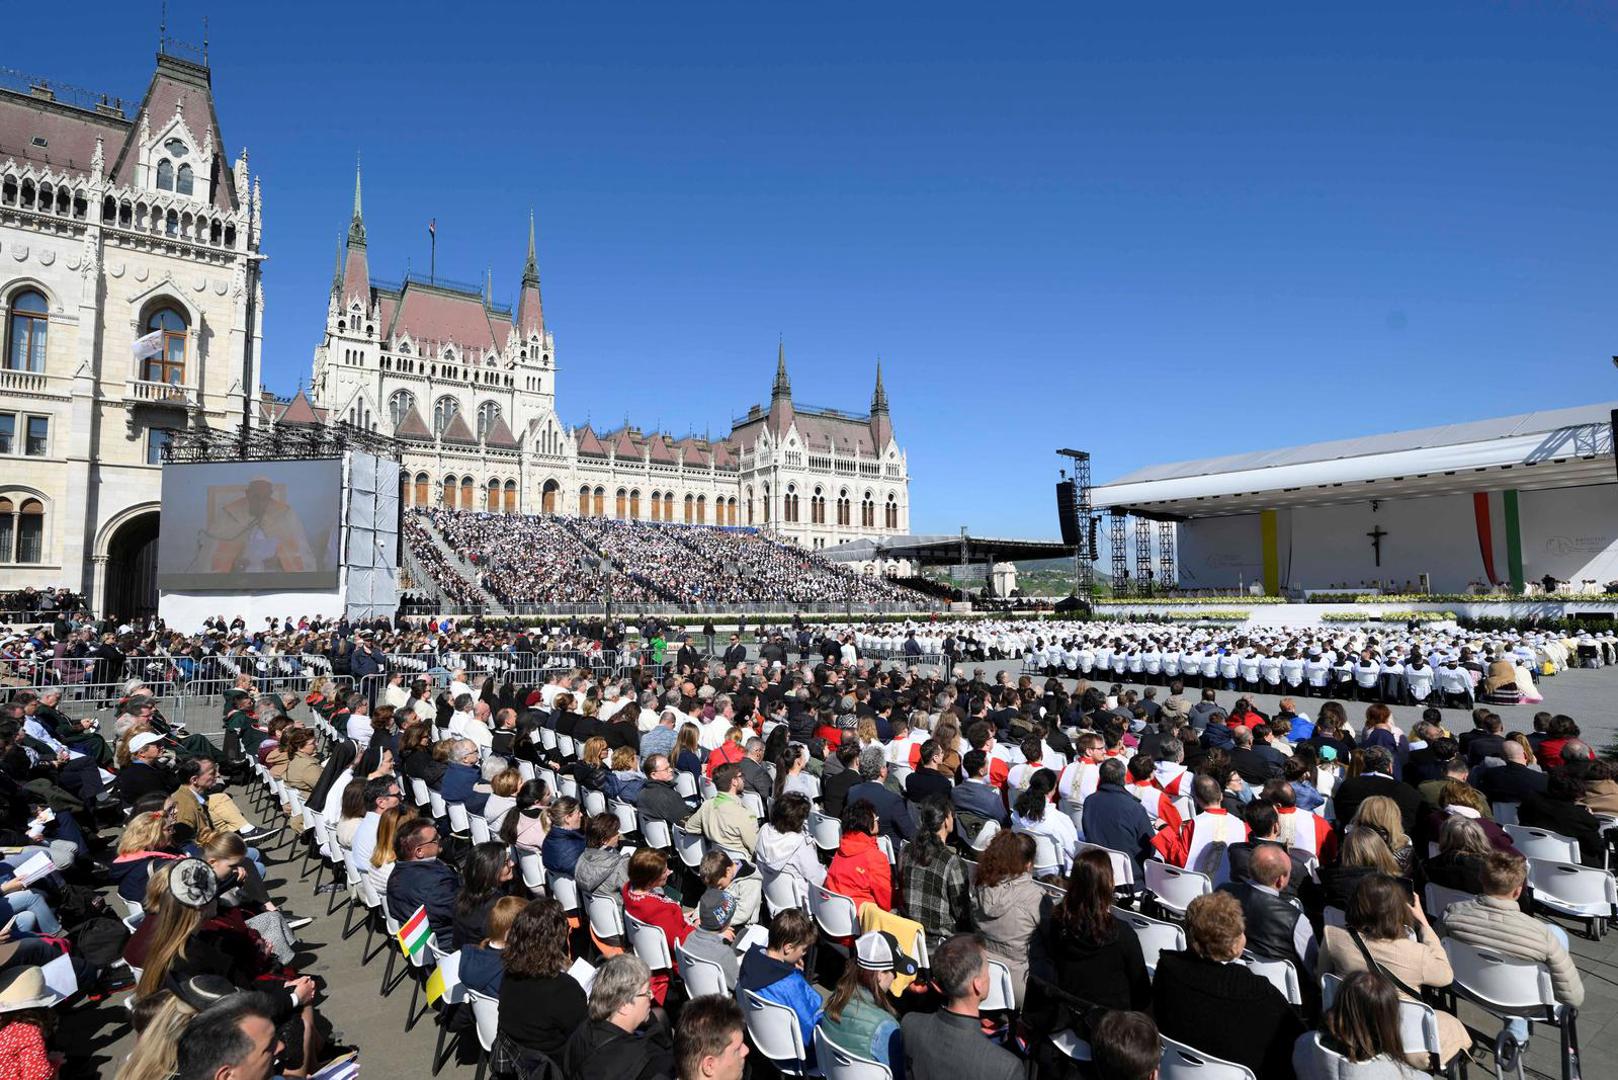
[6,610,1616,1080]
[408,509,925,608]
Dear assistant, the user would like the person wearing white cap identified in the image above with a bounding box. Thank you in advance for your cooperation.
[0,964,64,1076]
[114,730,179,805]
[816,930,913,1072]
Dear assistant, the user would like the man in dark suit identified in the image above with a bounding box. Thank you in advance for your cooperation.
[1332,746,1420,834]
[721,634,748,668]
[1218,844,1316,1001]
[1473,740,1549,804]
[905,740,954,804]
[675,635,703,676]
[951,750,1007,843]
[1229,726,1284,786]
[1462,714,1508,767]
[818,742,864,817]
[899,935,1024,1080]
[1225,799,1320,915]
[384,819,461,940]
[847,745,916,842]
[115,731,179,805]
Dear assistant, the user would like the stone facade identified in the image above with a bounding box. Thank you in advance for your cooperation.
[0,52,263,616]
[307,177,909,551]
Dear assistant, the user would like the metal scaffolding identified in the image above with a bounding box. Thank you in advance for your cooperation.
[1110,509,1130,597]
[1134,516,1154,597]
[1158,520,1176,591]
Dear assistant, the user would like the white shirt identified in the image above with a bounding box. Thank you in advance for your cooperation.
[346,712,374,747]
[1013,809,1079,873]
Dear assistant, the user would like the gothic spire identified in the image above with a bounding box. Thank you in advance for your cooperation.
[515,210,544,338]
[871,357,889,414]
[330,234,343,297]
[772,338,791,398]
[347,156,366,248]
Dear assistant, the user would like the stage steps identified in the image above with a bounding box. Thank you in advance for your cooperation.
[413,514,511,617]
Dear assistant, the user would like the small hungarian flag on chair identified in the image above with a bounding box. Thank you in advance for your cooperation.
[397,905,430,957]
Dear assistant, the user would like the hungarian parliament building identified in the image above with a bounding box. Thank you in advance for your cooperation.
[0,46,910,616]
[303,166,910,554]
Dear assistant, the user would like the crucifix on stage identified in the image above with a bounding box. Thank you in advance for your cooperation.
[1367,525,1388,566]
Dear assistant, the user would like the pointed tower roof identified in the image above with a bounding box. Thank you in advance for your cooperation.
[277,390,321,427]
[342,158,370,309]
[575,425,607,458]
[330,234,344,298]
[483,414,520,449]
[768,340,795,436]
[393,403,433,441]
[870,358,893,447]
[440,409,478,446]
[516,210,544,338]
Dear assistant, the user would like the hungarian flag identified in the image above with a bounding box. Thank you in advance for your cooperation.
[397,905,431,957]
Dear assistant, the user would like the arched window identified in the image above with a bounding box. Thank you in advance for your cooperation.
[885,493,898,529]
[476,400,501,440]
[593,487,606,517]
[443,475,458,509]
[629,489,641,520]
[746,487,754,526]
[414,472,430,506]
[615,488,627,520]
[862,493,875,528]
[579,485,592,517]
[663,492,674,521]
[15,498,42,563]
[486,478,500,512]
[697,494,708,525]
[6,290,47,373]
[684,494,694,523]
[433,396,459,437]
[176,163,194,196]
[388,390,415,430]
[504,480,518,514]
[143,307,187,385]
[784,485,798,523]
[155,159,174,191]
[649,490,662,522]
[460,477,474,509]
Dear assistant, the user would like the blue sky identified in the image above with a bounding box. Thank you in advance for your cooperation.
[16,2,1618,537]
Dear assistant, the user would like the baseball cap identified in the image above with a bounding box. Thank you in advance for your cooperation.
[854,930,917,977]
[129,731,165,753]
[698,887,737,931]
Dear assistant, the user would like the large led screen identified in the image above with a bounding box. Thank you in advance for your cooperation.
[157,460,343,590]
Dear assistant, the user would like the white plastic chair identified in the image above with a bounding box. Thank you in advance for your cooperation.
[518,851,545,895]
[1144,862,1211,917]
[1111,906,1185,977]
[464,988,501,1080]
[469,815,493,845]
[674,827,708,871]
[409,777,431,809]
[1025,831,1062,878]
[546,871,580,913]
[1423,883,1477,923]
[1444,937,1582,1080]
[1076,840,1137,891]
[969,819,1000,853]
[1240,953,1302,1005]
[675,772,700,799]
[742,990,817,1077]
[815,1026,891,1080]
[809,886,859,946]
[623,909,673,972]
[586,892,626,941]
[1504,824,1580,864]
[1526,858,1618,938]
[676,941,732,996]
[764,872,810,917]
[1157,1034,1258,1080]
[640,816,674,851]
[583,789,608,817]
[809,811,842,853]
[610,800,640,838]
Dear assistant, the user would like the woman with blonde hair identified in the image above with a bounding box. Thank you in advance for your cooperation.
[114,989,196,1080]
[1321,825,1403,911]
[109,810,181,907]
[483,767,524,830]
[673,723,703,778]
[1351,795,1413,874]
[1507,732,1540,770]
[366,805,418,897]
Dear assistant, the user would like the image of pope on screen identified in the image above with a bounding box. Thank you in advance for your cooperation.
[157,460,342,591]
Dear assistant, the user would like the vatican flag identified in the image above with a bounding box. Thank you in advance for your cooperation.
[132,329,164,360]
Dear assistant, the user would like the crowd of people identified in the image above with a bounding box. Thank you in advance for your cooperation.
[420,509,662,608]
[0,614,1603,1080]
[410,509,922,609]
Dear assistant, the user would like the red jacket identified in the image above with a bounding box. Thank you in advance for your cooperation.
[823,831,891,912]
[623,885,692,1004]
[704,740,745,779]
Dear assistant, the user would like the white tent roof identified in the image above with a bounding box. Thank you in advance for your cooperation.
[1095,402,1617,518]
